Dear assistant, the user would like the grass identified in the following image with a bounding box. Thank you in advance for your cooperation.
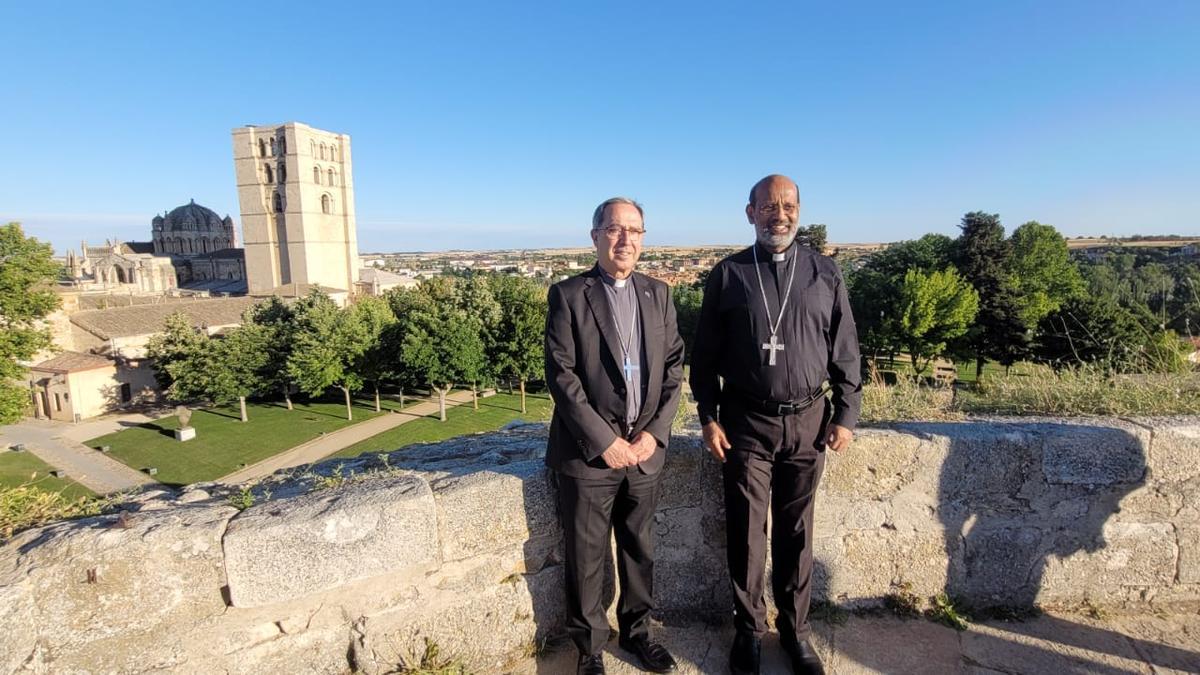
[0,451,95,500]
[861,361,1200,420]
[83,398,388,487]
[331,392,554,459]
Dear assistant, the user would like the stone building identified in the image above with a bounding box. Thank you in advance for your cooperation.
[232,122,359,296]
[66,200,247,294]
[152,200,237,255]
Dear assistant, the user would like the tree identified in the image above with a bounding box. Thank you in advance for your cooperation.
[458,275,502,409]
[895,268,979,374]
[384,285,439,407]
[491,275,547,413]
[1034,296,1153,372]
[245,296,298,410]
[287,291,369,420]
[1007,221,1085,326]
[953,211,1024,376]
[146,312,212,402]
[672,284,704,365]
[402,304,486,422]
[0,224,61,424]
[795,223,827,252]
[846,234,956,362]
[348,296,397,412]
[210,324,272,422]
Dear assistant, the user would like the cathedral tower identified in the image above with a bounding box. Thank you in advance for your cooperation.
[232,122,359,295]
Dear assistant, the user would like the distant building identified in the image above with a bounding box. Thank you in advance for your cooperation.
[232,122,359,296]
[29,296,262,421]
[357,267,418,296]
[65,200,247,295]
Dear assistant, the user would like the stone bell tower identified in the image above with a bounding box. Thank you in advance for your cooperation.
[231,122,359,295]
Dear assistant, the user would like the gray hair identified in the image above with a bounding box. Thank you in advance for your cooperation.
[591,197,644,231]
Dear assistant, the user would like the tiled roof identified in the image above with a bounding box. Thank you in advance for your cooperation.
[70,296,262,340]
[31,351,114,373]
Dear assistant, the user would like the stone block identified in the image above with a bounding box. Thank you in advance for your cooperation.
[0,504,236,674]
[821,428,945,501]
[960,526,1043,606]
[1039,521,1177,606]
[223,475,438,607]
[962,613,1149,675]
[658,440,708,510]
[932,422,1038,508]
[1148,421,1200,483]
[430,460,558,563]
[831,616,963,675]
[175,426,196,441]
[1039,420,1148,485]
[832,529,949,602]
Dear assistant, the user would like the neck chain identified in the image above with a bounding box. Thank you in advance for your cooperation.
[752,244,797,365]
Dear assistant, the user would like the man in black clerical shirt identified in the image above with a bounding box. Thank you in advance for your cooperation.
[689,175,862,675]
[545,197,685,675]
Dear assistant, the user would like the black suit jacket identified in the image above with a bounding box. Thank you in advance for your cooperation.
[544,265,686,479]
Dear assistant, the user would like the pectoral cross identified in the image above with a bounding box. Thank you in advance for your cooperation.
[623,355,640,382]
[762,334,785,366]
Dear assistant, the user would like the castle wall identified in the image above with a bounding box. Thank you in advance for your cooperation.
[2,418,1196,673]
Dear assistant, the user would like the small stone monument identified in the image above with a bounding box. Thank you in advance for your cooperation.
[174,406,196,442]
[11,443,25,452]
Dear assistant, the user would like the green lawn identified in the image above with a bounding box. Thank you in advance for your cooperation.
[331,391,555,459]
[84,398,388,487]
[0,451,95,500]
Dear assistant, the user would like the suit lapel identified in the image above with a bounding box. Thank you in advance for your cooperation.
[584,269,624,380]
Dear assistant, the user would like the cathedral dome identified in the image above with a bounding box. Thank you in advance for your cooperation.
[160,199,228,232]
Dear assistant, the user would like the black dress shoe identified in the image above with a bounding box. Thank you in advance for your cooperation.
[729,632,761,675]
[619,635,677,673]
[782,638,825,675]
[577,652,606,675]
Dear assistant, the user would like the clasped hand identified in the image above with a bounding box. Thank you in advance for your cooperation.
[601,432,657,469]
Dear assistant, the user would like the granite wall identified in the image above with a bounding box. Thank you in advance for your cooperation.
[2,417,1196,673]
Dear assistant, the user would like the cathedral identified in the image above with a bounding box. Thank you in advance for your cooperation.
[65,200,247,294]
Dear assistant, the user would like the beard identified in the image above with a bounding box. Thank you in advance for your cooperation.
[756,220,798,250]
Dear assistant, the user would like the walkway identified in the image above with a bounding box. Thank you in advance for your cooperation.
[216,389,476,484]
[1,416,161,495]
[523,610,1200,674]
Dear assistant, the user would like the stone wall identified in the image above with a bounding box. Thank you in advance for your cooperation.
[2,418,1197,673]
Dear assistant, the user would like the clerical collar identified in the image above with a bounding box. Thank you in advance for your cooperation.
[599,268,631,288]
[755,241,794,263]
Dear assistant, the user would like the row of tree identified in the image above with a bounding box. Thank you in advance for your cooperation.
[0,224,60,425]
[148,274,547,422]
[844,213,1190,375]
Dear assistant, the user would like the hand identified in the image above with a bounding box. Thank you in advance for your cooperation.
[601,437,639,469]
[632,431,658,463]
[825,423,853,452]
[702,421,732,462]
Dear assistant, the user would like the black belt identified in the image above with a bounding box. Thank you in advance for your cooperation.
[728,385,828,417]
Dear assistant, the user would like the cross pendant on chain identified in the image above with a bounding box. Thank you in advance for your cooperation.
[623,355,640,382]
[762,334,785,366]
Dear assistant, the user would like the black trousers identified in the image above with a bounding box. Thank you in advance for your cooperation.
[555,467,662,656]
[721,398,828,643]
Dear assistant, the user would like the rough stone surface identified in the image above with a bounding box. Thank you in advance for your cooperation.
[2,418,1197,673]
[222,474,439,607]
[0,503,236,674]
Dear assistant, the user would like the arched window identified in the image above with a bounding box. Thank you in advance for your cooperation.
[270,138,276,156]
[314,166,321,184]
[279,138,286,154]
[310,140,316,157]
[265,164,273,183]
[321,194,331,214]
[320,143,326,160]
[258,138,267,157]
[330,144,337,160]
[274,192,283,212]
[278,163,286,182]
[328,168,335,186]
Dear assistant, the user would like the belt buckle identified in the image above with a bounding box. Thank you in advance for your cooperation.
[775,402,795,416]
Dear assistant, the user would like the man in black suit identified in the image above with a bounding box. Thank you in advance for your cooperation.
[545,197,686,675]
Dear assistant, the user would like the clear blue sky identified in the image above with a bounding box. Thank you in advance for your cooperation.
[2,1,1197,255]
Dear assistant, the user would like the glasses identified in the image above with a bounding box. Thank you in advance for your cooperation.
[756,203,798,216]
[594,226,646,240]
